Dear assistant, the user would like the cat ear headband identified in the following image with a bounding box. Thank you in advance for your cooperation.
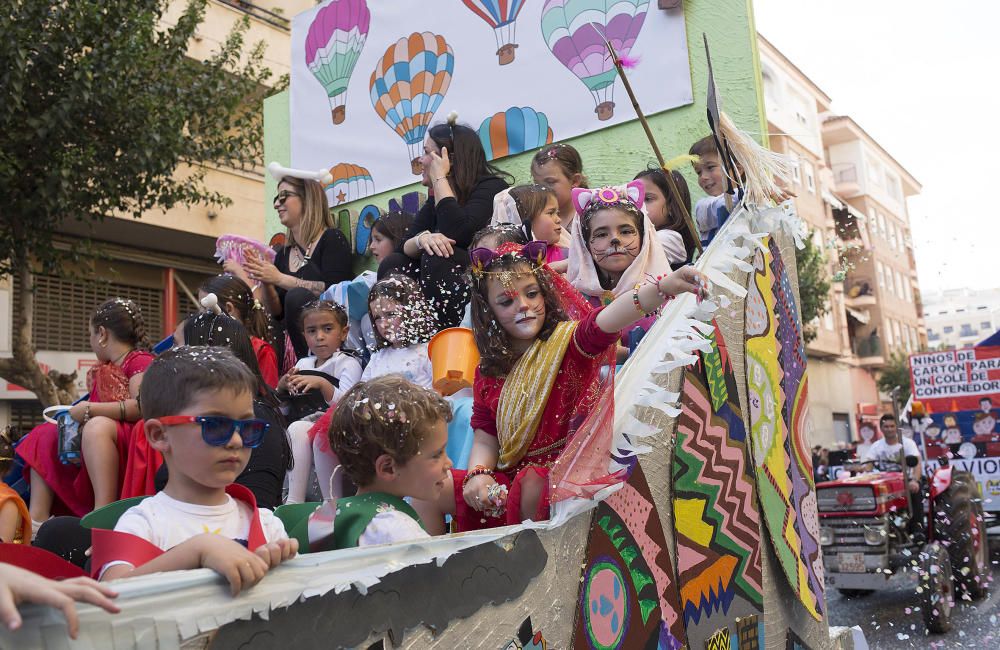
[470,241,548,282]
[571,179,645,221]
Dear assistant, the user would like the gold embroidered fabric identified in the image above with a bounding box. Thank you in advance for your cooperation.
[496,321,578,470]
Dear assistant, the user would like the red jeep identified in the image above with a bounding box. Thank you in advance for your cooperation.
[817,456,990,633]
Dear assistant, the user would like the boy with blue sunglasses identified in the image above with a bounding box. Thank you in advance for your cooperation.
[95,347,297,594]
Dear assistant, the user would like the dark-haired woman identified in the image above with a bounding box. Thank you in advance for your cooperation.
[378,118,511,329]
[238,176,353,364]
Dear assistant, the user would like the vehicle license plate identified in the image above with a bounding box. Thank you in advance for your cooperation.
[838,552,866,573]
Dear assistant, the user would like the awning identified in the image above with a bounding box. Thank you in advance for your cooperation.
[822,190,844,210]
[846,306,871,324]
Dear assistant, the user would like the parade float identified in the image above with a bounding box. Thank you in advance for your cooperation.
[3,1,868,648]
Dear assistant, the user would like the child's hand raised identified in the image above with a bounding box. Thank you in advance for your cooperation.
[195,535,270,596]
[254,538,299,569]
[658,266,709,301]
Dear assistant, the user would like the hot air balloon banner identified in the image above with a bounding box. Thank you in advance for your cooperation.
[304,0,370,125]
[541,0,651,121]
[291,1,690,202]
[478,107,555,160]
[325,163,376,206]
[370,32,455,176]
[462,0,527,66]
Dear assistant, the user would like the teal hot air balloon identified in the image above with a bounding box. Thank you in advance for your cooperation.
[541,0,650,121]
[369,32,455,175]
[305,0,371,125]
[478,107,555,160]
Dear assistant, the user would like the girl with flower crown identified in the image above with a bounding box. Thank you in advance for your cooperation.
[17,299,154,526]
[411,199,706,533]
[377,115,512,329]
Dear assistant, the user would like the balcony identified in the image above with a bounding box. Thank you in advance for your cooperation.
[215,1,289,31]
[832,163,861,197]
[844,276,876,308]
[853,335,885,368]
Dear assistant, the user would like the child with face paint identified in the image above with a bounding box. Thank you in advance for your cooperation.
[566,180,674,356]
[410,239,706,534]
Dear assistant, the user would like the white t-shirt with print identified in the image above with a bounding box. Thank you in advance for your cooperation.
[100,491,288,576]
[360,343,433,389]
[294,350,362,404]
[862,437,921,464]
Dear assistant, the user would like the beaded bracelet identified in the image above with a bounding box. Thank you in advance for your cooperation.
[462,464,496,489]
[632,283,658,318]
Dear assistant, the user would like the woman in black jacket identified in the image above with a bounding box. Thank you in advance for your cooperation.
[240,176,353,360]
[378,117,511,328]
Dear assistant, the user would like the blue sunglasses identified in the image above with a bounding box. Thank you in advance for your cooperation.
[158,416,269,448]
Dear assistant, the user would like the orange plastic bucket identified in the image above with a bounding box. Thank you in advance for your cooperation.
[427,327,479,396]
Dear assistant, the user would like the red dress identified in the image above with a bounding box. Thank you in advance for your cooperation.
[16,351,154,517]
[252,337,279,389]
[451,308,618,531]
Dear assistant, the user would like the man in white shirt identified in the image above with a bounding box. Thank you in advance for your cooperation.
[861,414,922,495]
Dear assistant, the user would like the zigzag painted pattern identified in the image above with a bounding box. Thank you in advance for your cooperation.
[674,361,763,642]
[745,237,820,620]
[768,238,825,613]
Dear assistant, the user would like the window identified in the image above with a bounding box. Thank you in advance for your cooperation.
[791,155,801,183]
[886,174,902,201]
[904,281,912,303]
[983,321,992,329]
[868,157,884,186]
[885,319,895,346]
[877,212,887,238]
[961,324,976,337]
[805,163,816,193]
[894,269,904,299]
[893,320,902,348]
[12,273,165,351]
[889,222,898,250]
[876,262,886,292]
[944,326,954,334]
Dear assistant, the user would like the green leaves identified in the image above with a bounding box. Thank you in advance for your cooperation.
[0,0,273,274]
[795,231,832,344]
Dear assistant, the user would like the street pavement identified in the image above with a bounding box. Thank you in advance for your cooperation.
[827,538,1000,648]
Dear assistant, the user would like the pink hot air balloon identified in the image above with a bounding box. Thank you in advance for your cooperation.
[304,0,371,125]
[540,0,650,121]
[461,0,527,65]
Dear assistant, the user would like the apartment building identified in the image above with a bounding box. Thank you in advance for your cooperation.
[0,0,313,429]
[758,37,924,448]
[924,288,1000,349]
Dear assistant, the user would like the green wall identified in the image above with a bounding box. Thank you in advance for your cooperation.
[263,0,766,240]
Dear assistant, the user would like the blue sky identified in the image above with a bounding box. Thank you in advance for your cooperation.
[753,0,1000,294]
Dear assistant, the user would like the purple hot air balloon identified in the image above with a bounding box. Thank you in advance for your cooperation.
[540,0,650,121]
[304,0,371,125]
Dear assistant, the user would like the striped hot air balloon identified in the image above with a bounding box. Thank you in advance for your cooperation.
[369,32,455,175]
[540,0,650,121]
[461,0,527,65]
[478,107,555,160]
[324,163,375,206]
[304,0,370,125]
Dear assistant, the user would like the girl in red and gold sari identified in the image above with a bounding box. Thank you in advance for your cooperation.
[412,186,707,533]
[17,299,154,524]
